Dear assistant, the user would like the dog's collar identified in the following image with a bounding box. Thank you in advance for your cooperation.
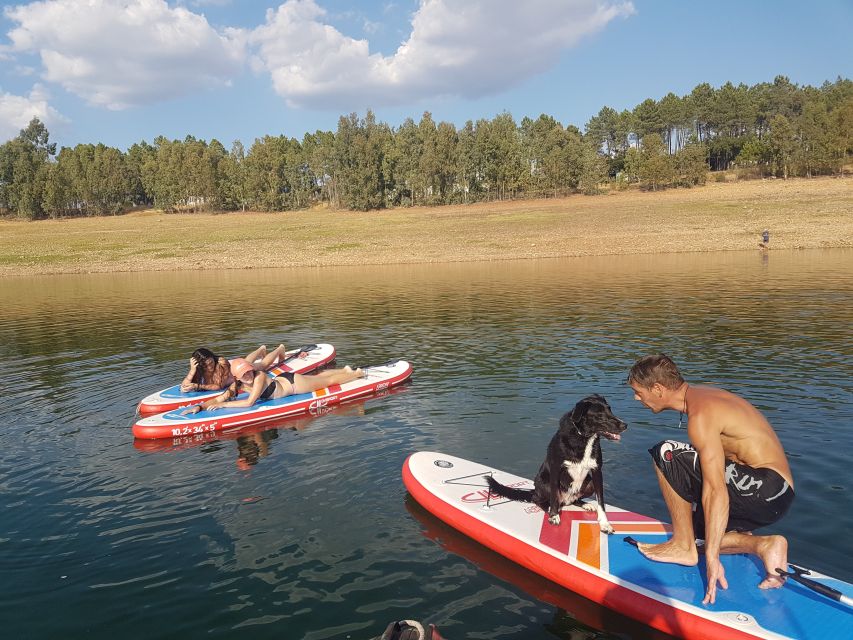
[568,417,582,436]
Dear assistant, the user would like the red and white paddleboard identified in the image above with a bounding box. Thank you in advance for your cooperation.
[137,344,336,415]
[133,360,412,440]
[403,451,853,640]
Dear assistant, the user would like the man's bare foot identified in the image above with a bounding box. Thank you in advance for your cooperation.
[354,367,365,378]
[637,539,699,566]
[756,535,788,589]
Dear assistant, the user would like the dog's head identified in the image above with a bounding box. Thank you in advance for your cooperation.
[561,394,627,441]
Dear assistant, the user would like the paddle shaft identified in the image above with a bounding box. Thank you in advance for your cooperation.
[282,344,318,363]
[778,568,853,607]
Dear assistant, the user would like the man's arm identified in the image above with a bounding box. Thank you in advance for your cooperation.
[690,415,730,605]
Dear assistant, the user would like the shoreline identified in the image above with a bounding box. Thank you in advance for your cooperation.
[1,176,851,277]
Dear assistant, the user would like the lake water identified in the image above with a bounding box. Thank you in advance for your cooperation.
[0,249,850,640]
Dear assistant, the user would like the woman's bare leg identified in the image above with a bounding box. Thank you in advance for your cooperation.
[292,367,364,394]
[245,345,267,363]
[254,344,287,370]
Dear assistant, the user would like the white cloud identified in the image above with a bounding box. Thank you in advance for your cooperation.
[0,85,68,142]
[4,0,246,110]
[250,0,635,110]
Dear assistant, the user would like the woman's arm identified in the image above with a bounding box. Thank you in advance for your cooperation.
[180,357,200,392]
[181,385,235,415]
[207,374,266,409]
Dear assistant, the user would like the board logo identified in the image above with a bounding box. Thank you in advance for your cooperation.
[309,395,338,412]
[462,480,529,503]
[434,460,453,468]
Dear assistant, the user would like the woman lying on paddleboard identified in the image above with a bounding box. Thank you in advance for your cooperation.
[181,358,364,414]
[180,344,295,393]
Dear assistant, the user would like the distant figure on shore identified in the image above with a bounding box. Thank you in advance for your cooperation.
[627,354,794,605]
[759,229,770,249]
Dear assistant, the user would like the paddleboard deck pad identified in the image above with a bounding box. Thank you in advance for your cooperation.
[137,343,336,415]
[402,451,853,640]
[133,360,412,440]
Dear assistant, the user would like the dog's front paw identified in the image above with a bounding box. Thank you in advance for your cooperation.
[581,501,598,513]
[599,521,615,535]
[548,513,561,526]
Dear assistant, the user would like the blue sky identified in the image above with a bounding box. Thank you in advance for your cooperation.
[1,0,851,150]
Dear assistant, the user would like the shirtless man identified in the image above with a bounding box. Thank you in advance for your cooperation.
[627,354,795,605]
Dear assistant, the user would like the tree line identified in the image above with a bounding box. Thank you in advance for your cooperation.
[1,75,850,219]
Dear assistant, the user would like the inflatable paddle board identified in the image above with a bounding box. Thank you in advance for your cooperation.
[134,385,410,453]
[403,451,853,640]
[133,360,412,440]
[137,343,336,415]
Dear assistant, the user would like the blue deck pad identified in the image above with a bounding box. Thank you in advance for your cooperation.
[162,391,316,421]
[159,371,277,399]
[159,384,212,399]
[611,534,853,640]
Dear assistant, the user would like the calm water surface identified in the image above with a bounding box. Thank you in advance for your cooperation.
[0,250,851,640]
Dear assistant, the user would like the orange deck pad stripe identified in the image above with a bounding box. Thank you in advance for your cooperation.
[575,522,671,568]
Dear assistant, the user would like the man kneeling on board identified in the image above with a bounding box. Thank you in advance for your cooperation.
[627,354,794,605]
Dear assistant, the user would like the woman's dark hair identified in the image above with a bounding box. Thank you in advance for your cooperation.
[627,353,685,390]
[190,347,220,385]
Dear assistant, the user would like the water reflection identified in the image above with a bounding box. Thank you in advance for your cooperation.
[0,249,850,639]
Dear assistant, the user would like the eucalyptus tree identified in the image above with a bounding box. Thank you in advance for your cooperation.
[302,130,337,207]
[392,117,423,206]
[0,118,56,218]
[333,111,390,211]
[244,135,291,211]
[418,112,442,205]
[456,120,479,203]
[474,112,525,201]
[767,114,796,179]
[125,141,155,206]
[432,120,459,203]
[219,140,248,211]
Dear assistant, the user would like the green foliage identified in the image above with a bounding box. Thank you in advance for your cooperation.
[638,134,674,190]
[2,77,850,218]
[674,138,709,187]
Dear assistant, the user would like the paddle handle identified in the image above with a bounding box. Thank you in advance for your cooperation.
[780,569,852,606]
[283,344,318,363]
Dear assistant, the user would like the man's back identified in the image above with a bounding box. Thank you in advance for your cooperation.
[687,385,793,487]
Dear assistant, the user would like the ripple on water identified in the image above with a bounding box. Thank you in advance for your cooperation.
[0,250,850,639]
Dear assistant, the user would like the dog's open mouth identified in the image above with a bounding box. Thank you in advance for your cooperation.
[602,432,622,441]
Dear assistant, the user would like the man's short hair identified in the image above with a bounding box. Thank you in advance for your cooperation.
[628,354,685,390]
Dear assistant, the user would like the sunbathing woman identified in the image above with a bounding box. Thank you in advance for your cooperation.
[182,358,364,413]
[180,344,292,393]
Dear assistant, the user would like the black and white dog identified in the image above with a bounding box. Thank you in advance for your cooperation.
[485,394,627,533]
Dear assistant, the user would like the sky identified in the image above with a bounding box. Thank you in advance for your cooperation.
[0,0,851,150]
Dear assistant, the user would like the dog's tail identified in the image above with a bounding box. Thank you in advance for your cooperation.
[484,475,535,503]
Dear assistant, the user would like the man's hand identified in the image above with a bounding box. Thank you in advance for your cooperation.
[703,557,728,605]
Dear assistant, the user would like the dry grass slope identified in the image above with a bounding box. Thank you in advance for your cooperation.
[1,176,851,276]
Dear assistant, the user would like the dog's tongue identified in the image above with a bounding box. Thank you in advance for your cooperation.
[605,433,622,441]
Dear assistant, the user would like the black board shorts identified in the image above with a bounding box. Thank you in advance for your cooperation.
[649,440,795,534]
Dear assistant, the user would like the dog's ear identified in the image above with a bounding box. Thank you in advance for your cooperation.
[570,398,592,423]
